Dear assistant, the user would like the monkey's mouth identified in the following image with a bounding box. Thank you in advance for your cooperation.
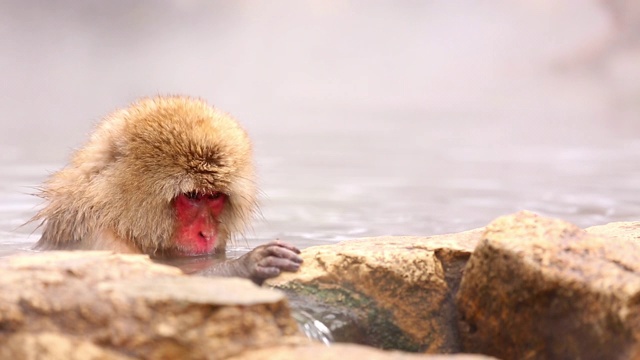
[158,243,224,259]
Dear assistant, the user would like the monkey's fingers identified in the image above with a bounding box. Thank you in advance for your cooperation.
[266,239,301,254]
[253,266,281,281]
[258,256,301,273]
[265,245,303,264]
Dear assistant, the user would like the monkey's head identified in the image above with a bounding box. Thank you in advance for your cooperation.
[61,96,257,256]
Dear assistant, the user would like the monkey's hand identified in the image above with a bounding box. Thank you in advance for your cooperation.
[235,240,303,285]
[196,240,303,285]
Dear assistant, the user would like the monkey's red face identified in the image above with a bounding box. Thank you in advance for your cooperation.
[172,191,227,256]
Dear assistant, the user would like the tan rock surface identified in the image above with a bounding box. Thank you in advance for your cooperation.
[267,229,482,352]
[457,211,640,360]
[230,343,497,360]
[0,332,135,360]
[586,220,640,243]
[0,251,302,360]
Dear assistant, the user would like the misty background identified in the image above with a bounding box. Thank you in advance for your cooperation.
[1,0,639,254]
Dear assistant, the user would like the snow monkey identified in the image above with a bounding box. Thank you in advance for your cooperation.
[32,96,302,284]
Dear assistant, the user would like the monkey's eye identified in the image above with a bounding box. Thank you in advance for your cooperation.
[184,191,223,201]
[208,192,223,200]
[185,191,200,200]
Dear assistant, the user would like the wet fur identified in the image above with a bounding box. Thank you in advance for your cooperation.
[32,96,257,256]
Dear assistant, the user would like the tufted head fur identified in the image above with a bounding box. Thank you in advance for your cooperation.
[32,96,257,255]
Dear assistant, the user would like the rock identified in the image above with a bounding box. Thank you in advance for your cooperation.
[266,229,482,352]
[586,221,640,243]
[12,215,639,359]
[0,332,135,360]
[228,343,497,360]
[0,251,302,360]
[457,211,640,360]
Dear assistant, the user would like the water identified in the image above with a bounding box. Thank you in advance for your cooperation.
[1,1,640,258]
[293,310,334,346]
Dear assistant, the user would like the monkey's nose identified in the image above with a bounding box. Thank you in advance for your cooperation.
[198,231,216,243]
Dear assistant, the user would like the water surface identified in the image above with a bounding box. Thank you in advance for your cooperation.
[1,1,639,257]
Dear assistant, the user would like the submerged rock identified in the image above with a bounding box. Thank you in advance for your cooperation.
[0,251,302,360]
[266,230,482,353]
[457,211,640,360]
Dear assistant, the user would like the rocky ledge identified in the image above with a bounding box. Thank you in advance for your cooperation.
[0,250,493,360]
[266,229,482,352]
[0,251,302,360]
[458,212,640,359]
[2,211,638,360]
[268,211,640,360]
